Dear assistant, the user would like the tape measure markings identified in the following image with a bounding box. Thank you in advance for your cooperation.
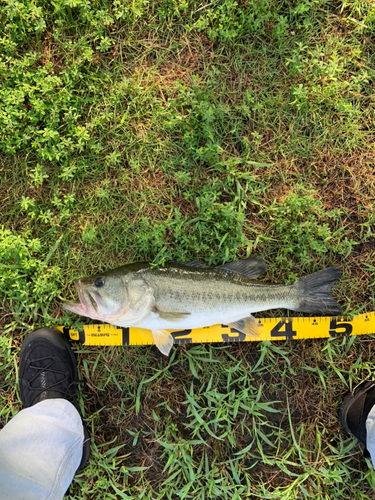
[56,312,375,346]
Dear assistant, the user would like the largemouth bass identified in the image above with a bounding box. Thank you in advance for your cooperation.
[63,257,342,355]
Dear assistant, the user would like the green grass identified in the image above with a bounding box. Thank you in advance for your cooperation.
[1,0,375,497]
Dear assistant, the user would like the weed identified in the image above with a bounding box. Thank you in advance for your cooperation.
[261,187,355,274]
[0,228,63,327]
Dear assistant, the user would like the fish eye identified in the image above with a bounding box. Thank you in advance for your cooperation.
[95,278,105,288]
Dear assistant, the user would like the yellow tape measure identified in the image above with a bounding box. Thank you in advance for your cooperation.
[56,312,375,346]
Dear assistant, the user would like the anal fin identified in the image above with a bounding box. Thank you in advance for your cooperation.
[228,315,260,338]
[152,329,174,356]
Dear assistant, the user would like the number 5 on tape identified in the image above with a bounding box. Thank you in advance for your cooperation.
[329,318,353,336]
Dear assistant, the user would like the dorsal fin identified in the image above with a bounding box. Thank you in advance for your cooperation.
[171,261,209,268]
[216,257,266,280]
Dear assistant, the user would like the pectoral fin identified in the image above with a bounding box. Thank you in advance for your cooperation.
[153,307,191,322]
[152,329,174,356]
[228,315,260,338]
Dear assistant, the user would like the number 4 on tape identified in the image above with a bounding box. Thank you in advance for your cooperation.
[271,320,297,339]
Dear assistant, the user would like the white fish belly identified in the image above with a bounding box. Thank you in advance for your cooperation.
[136,297,291,331]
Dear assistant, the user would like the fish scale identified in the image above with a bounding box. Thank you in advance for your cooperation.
[143,268,298,314]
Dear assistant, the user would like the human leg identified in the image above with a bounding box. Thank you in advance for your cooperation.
[0,399,85,500]
[0,328,90,500]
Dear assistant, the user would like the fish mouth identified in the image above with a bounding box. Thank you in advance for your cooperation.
[63,280,99,318]
[88,291,100,313]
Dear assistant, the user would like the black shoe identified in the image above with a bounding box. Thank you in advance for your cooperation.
[338,381,375,458]
[19,328,90,471]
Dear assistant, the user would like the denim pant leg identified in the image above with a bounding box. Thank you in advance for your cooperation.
[0,399,84,500]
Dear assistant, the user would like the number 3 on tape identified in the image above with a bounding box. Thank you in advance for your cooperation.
[271,320,297,339]
[329,318,353,337]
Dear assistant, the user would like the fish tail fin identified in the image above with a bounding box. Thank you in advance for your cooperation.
[294,267,342,315]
